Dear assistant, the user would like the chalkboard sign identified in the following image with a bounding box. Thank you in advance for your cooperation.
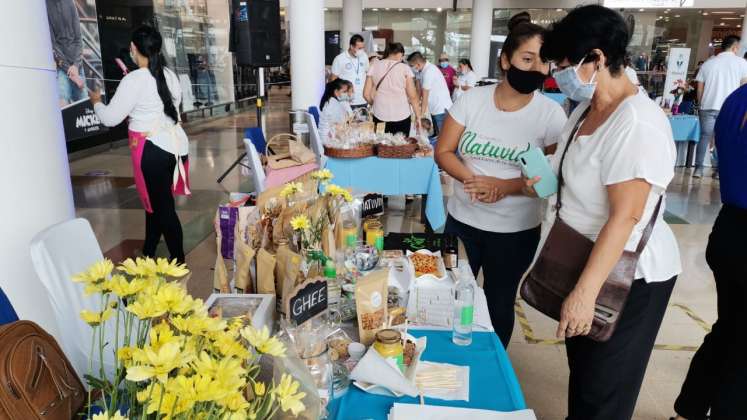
[362,193,384,218]
[285,278,328,325]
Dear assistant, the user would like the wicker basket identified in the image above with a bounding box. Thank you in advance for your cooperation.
[324,144,376,159]
[377,138,418,159]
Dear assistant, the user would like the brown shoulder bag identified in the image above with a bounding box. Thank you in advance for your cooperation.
[0,321,86,419]
[520,107,662,342]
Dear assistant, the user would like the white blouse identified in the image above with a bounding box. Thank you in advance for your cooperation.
[452,70,478,102]
[539,91,682,283]
[94,68,188,156]
[318,97,353,141]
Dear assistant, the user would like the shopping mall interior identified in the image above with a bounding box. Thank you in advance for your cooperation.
[2,1,746,419]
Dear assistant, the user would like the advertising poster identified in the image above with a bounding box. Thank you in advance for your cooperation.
[46,0,107,141]
[662,47,691,107]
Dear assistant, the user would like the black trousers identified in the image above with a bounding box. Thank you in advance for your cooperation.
[373,115,411,136]
[445,215,540,347]
[141,141,186,264]
[566,276,676,420]
[675,204,747,420]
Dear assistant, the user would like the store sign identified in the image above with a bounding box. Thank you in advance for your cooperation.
[662,47,691,107]
[286,279,328,325]
[603,0,694,7]
[361,193,384,218]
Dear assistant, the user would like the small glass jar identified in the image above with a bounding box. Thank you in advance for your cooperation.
[373,329,404,373]
[365,221,384,250]
[341,221,358,249]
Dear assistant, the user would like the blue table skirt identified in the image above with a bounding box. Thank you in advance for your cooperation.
[328,330,526,420]
[669,115,700,143]
[324,157,446,230]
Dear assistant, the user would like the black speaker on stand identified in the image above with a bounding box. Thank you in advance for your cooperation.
[230,0,283,67]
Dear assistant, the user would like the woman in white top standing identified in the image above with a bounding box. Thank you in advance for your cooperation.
[452,59,478,102]
[318,78,353,141]
[525,6,681,419]
[90,26,189,264]
[435,13,567,347]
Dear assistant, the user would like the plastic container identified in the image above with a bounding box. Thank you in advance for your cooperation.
[373,329,405,373]
[452,269,475,346]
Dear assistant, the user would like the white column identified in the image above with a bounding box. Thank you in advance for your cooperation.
[470,0,493,79]
[290,0,325,110]
[695,18,714,63]
[0,1,74,338]
[342,0,363,46]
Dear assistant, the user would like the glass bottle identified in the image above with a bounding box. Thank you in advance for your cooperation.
[442,234,459,271]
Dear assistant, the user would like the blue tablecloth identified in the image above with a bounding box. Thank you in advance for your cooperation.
[324,157,446,230]
[543,92,567,105]
[669,115,700,143]
[328,330,526,420]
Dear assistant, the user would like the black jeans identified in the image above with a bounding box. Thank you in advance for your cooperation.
[566,277,676,420]
[445,215,540,347]
[373,115,411,136]
[675,204,747,420]
[141,141,186,264]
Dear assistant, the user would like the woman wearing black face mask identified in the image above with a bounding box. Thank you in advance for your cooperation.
[435,12,567,347]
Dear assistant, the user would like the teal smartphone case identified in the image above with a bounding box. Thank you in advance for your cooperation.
[519,147,558,198]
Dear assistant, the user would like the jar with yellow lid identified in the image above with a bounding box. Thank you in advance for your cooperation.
[365,221,384,251]
[373,329,404,373]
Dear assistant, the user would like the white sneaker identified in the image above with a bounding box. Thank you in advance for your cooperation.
[693,168,703,179]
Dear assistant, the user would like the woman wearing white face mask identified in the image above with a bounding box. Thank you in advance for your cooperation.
[452,58,478,102]
[524,6,681,420]
[318,78,354,141]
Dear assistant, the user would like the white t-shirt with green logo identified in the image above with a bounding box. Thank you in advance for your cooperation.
[447,84,567,233]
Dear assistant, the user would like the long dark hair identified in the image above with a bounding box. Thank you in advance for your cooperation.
[500,12,545,74]
[458,58,473,71]
[320,79,348,109]
[132,25,178,124]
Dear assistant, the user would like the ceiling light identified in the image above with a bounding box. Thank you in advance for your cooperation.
[385,8,390,11]
[711,11,735,14]
[721,17,741,20]
[372,8,378,11]
[437,7,443,12]
[674,14,680,17]
[664,10,669,14]
[702,12,708,15]
[639,8,645,12]
[556,8,563,12]
[424,8,430,12]
[398,8,403,11]
[323,7,328,11]
[720,22,726,25]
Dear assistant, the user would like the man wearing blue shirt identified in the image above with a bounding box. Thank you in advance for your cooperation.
[673,84,747,420]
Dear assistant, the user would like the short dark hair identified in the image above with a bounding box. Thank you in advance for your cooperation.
[541,5,629,76]
[499,12,546,74]
[407,51,425,64]
[722,35,740,51]
[349,34,364,47]
[384,42,405,57]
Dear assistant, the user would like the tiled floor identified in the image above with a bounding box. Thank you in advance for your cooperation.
[69,86,722,420]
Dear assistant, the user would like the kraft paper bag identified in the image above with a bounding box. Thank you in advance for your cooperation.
[234,240,256,293]
[256,248,277,295]
[278,248,303,313]
[213,237,230,293]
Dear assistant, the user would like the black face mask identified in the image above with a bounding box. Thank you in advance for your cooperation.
[505,65,547,94]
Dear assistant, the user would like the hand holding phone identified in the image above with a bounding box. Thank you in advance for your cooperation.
[518,147,558,198]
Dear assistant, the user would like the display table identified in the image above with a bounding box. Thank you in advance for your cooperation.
[328,330,526,420]
[324,157,446,230]
[264,162,319,189]
[669,115,701,167]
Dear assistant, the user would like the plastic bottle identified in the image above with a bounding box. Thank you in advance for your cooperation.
[325,259,341,308]
[452,268,475,346]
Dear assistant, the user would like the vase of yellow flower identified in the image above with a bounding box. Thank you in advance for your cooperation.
[72,257,312,419]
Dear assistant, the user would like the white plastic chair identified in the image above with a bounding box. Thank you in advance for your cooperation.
[29,218,118,381]
[243,137,267,193]
[305,111,324,162]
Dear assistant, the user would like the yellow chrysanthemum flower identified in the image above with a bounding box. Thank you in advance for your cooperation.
[118,257,157,278]
[279,182,303,199]
[289,215,310,231]
[325,184,353,202]
[212,332,251,360]
[240,326,286,357]
[274,373,306,416]
[137,381,192,419]
[253,382,266,396]
[92,410,128,420]
[125,295,167,320]
[191,352,247,389]
[126,341,194,383]
[108,275,147,297]
[311,169,334,183]
[154,258,190,278]
[79,308,114,326]
[73,259,114,284]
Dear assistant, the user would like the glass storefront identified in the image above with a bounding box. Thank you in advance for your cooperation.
[153,0,235,112]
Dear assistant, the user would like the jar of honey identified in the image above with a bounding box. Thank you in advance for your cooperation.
[365,221,384,250]
[373,329,404,373]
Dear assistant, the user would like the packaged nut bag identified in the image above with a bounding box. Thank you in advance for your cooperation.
[355,268,389,346]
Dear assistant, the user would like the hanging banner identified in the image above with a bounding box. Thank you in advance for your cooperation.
[46,0,107,141]
[662,47,691,108]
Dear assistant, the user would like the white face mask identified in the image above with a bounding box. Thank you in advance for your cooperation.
[554,55,598,102]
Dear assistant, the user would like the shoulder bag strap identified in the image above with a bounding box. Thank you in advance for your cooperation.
[634,195,663,255]
[556,106,591,216]
[376,62,402,90]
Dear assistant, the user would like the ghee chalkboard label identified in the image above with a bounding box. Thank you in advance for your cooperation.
[285,278,328,325]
